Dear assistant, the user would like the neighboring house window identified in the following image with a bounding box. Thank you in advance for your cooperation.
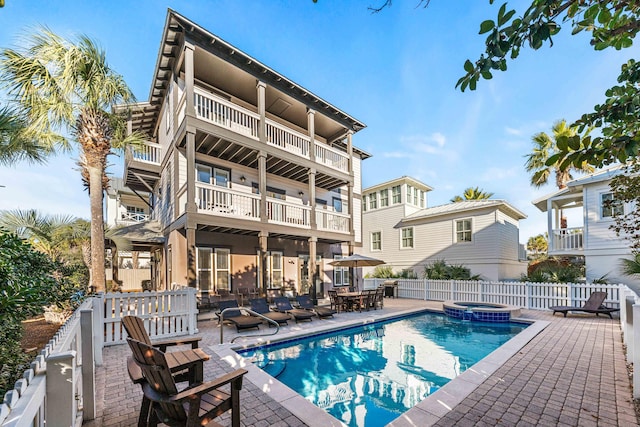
[456,219,473,242]
[333,255,350,286]
[420,191,425,208]
[407,185,412,204]
[401,227,414,249]
[124,206,146,222]
[215,248,230,291]
[371,231,382,251]
[601,192,624,218]
[380,189,389,207]
[333,197,343,213]
[392,185,401,204]
[414,188,419,206]
[369,193,378,210]
[363,195,368,212]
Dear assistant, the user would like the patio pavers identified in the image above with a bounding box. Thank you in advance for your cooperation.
[85,300,638,427]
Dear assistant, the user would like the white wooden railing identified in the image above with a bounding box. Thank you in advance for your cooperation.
[128,141,162,165]
[620,285,640,398]
[192,87,349,173]
[363,278,621,309]
[266,198,311,227]
[316,210,350,233]
[118,211,149,223]
[196,183,261,220]
[550,227,584,251]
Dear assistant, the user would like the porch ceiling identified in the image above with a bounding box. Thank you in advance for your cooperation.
[192,131,347,190]
[124,166,160,194]
[196,224,347,244]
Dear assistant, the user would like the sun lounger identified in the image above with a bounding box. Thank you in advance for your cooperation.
[274,296,314,322]
[549,291,620,319]
[296,295,336,318]
[249,298,291,326]
[216,299,262,332]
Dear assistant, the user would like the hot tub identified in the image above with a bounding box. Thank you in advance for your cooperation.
[443,301,521,322]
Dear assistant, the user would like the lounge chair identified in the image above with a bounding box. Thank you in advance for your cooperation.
[249,298,291,326]
[549,292,620,319]
[274,296,314,322]
[127,338,247,427]
[296,295,336,319]
[216,299,263,332]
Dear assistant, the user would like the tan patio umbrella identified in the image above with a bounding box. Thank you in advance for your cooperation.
[329,254,385,291]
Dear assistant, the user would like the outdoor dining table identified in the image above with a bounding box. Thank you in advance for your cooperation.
[341,291,367,312]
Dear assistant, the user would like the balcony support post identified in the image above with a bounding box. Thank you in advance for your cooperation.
[258,151,267,223]
[185,130,197,214]
[309,236,318,304]
[185,42,195,118]
[259,231,269,294]
[186,224,197,288]
[348,182,354,238]
[347,130,354,175]
[257,81,266,143]
[309,169,316,229]
[307,109,316,161]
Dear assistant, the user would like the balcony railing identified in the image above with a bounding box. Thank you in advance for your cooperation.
[551,227,584,252]
[129,141,162,165]
[196,183,261,220]
[117,212,149,224]
[266,198,311,228]
[192,87,349,173]
[316,210,350,233]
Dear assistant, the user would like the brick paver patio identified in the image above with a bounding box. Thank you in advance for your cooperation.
[85,299,638,427]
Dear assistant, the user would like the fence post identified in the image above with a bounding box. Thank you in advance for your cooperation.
[625,296,635,362]
[46,351,77,427]
[188,287,198,334]
[525,282,531,309]
[424,279,428,301]
[450,280,455,301]
[92,294,104,366]
[80,309,96,421]
[634,304,640,399]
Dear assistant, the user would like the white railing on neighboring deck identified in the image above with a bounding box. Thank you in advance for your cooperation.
[196,183,261,220]
[0,299,97,427]
[619,285,640,398]
[118,211,149,224]
[266,198,311,228]
[363,278,621,310]
[316,210,350,233]
[129,141,162,165]
[101,288,198,346]
[315,143,349,173]
[550,227,584,251]
[194,87,259,140]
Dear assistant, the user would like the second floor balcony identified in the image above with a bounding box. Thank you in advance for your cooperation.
[549,227,584,254]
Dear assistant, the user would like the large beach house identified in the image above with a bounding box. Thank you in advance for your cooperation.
[358,177,528,281]
[533,166,639,287]
[118,10,368,298]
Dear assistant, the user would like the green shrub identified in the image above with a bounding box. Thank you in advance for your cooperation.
[422,259,481,280]
[0,320,30,397]
[521,257,584,283]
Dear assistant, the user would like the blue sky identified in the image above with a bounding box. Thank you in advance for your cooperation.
[0,0,637,243]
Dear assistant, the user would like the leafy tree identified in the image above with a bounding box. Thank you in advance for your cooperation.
[525,120,594,189]
[457,1,640,168]
[522,257,584,282]
[608,162,640,250]
[527,233,548,259]
[0,28,143,292]
[450,187,494,202]
[0,106,50,165]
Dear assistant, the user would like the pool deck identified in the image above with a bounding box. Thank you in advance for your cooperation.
[85,298,638,427]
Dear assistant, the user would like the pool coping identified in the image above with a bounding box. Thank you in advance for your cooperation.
[208,307,549,427]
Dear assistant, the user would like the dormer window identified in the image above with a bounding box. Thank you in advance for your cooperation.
[380,189,389,207]
[392,185,401,204]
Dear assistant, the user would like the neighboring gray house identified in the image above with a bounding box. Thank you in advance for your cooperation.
[533,166,639,288]
[358,177,528,281]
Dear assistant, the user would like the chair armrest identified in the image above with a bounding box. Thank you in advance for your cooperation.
[151,336,202,351]
[142,369,248,403]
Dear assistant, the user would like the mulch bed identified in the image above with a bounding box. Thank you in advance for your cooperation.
[20,316,63,354]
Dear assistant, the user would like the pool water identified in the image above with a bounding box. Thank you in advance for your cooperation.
[238,312,527,427]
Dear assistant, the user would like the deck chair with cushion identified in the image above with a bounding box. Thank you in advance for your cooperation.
[249,297,291,326]
[127,338,247,427]
[122,315,202,351]
[216,299,262,332]
[296,294,336,319]
[549,291,620,319]
[273,296,314,323]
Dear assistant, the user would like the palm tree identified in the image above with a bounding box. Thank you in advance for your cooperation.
[524,120,594,190]
[526,233,548,259]
[620,252,640,278]
[0,106,50,165]
[0,28,143,292]
[451,187,494,202]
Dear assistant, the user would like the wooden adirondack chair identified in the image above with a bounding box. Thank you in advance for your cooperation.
[122,315,202,351]
[127,338,247,427]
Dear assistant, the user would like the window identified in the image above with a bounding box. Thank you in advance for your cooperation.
[196,164,229,188]
[124,206,146,221]
[363,195,368,212]
[332,197,343,213]
[420,191,425,208]
[333,255,350,286]
[392,185,402,204]
[214,168,229,188]
[369,193,378,210]
[380,189,389,207]
[196,247,212,293]
[401,227,414,249]
[456,219,472,242]
[215,248,230,291]
[167,246,172,286]
[414,188,419,206]
[371,231,382,251]
[407,185,412,204]
[251,183,285,200]
[601,192,623,218]
[196,164,211,183]
[270,251,283,287]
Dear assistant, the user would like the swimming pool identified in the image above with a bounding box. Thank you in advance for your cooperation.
[238,311,528,426]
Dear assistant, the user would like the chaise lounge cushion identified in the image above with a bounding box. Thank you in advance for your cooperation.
[249,298,291,326]
[549,291,620,319]
[217,299,262,331]
[274,296,314,322]
[296,295,336,318]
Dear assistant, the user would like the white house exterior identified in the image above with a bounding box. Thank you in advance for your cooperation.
[358,177,528,281]
[533,166,639,287]
[118,10,368,297]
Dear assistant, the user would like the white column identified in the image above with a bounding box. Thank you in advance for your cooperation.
[633,303,640,398]
[46,351,77,426]
[81,309,96,420]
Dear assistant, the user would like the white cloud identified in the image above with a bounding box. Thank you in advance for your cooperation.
[382,151,411,158]
[505,127,522,136]
[478,167,518,182]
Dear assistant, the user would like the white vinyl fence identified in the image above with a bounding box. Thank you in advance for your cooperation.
[0,288,198,427]
[619,285,640,399]
[363,278,621,309]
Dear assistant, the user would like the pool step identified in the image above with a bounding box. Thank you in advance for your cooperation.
[262,359,287,378]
